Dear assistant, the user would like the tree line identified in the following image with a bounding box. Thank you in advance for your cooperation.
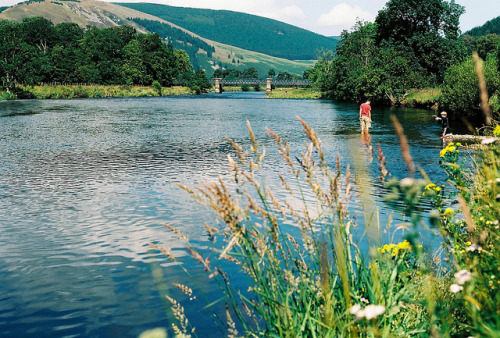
[0,16,211,93]
[308,0,500,117]
[130,18,216,71]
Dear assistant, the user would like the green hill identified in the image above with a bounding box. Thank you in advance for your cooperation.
[0,0,317,77]
[464,16,500,37]
[116,2,337,60]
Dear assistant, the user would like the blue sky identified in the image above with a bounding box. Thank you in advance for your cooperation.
[1,0,499,36]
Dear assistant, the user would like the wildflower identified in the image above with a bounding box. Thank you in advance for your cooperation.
[444,208,453,215]
[493,125,500,136]
[466,243,481,252]
[400,177,415,188]
[351,304,386,320]
[455,270,472,285]
[358,305,386,320]
[425,183,436,190]
[350,304,361,315]
[450,284,463,293]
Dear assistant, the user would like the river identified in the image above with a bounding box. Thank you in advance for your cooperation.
[0,92,461,337]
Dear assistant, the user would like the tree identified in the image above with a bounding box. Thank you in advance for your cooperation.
[0,20,41,91]
[375,0,466,81]
[268,68,276,78]
[475,34,500,60]
[173,49,192,78]
[276,71,292,80]
[122,39,146,84]
[242,67,258,79]
[440,55,499,115]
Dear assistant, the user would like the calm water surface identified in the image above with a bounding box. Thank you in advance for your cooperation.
[0,92,455,337]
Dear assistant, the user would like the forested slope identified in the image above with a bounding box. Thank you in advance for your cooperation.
[116,2,337,60]
[464,16,500,37]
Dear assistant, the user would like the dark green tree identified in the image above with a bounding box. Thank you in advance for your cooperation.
[375,0,466,81]
[122,39,146,84]
[242,67,258,79]
[475,34,500,60]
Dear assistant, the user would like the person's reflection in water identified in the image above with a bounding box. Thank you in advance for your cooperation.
[360,133,374,162]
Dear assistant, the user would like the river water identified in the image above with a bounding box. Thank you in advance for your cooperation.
[0,92,459,337]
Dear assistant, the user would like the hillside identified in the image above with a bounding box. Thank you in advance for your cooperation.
[116,2,337,60]
[0,0,317,77]
[464,16,500,37]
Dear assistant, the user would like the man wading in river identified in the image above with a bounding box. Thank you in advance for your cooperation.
[359,100,372,134]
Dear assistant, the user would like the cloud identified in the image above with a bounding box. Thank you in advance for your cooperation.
[279,5,306,21]
[317,2,375,28]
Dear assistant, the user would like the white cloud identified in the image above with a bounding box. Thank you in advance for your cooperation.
[317,2,375,28]
[280,5,306,21]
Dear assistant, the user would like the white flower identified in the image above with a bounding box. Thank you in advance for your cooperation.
[349,304,361,315]
[450,284,463,293]
[466,244,481,252]
[454,270,472,285]
[356,304,386,320]
[400,178,414,188]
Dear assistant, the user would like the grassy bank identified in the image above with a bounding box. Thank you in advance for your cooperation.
[267,87,322,99]
[0,85,193,100]
[403,88,442,109]
[149,118,500,337]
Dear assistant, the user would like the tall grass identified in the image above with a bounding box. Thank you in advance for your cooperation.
[143,111,500,337]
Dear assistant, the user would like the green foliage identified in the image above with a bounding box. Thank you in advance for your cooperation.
[474,34,500,60]
[0,17,192,91]
[464,16,500,37]
[440,56,500,115]
[310,0,469,106]
[240,84,250,92]
[117,2,337,60]
[152,80,162,96]
[131,18,213,70]
[375,0,466,82]
[156,119,500,337]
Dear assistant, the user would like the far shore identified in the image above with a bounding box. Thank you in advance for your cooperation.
[3,85,496,120]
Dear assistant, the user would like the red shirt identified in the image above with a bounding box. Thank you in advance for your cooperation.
[360,103,371,117]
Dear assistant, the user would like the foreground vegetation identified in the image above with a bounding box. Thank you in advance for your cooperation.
[148,113,499,337]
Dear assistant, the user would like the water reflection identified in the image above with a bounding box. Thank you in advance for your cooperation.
[0,94,453,336]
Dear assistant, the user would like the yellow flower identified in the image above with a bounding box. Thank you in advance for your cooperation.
[444,208,453,215]
[425,183,436,190]
[493,125,500,136]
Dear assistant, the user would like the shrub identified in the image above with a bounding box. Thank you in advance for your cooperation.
[440,55,499,116]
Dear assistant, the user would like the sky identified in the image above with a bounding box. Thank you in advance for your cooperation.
[1,0,499,36]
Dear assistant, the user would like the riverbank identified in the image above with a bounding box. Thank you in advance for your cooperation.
[267,87,322,99]
[0,85,193,100]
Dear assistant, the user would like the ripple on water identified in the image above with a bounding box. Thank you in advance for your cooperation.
[0,95,450,337]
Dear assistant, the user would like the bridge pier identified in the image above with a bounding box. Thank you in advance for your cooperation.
[266,78,272,93]
[214,78,223,94]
